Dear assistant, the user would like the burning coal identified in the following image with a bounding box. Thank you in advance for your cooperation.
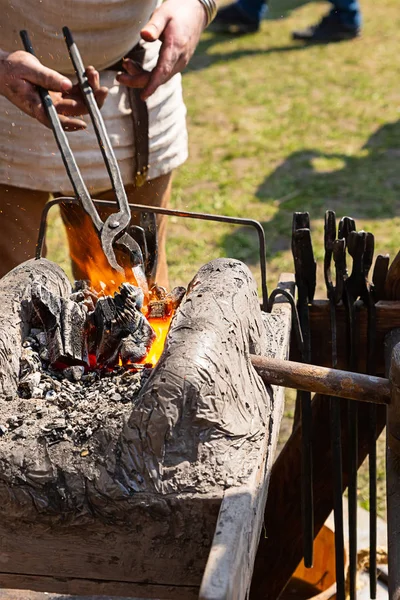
[31,277,186,373]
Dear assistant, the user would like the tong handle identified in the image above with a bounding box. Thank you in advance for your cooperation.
[63,27,131,236]
[19,30,103,232]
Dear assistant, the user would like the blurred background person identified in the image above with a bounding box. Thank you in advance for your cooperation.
[213,0,361,42]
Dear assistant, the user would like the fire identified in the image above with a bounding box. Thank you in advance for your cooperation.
[142,316,172,367]
[66,212,172,367]
[65,212,140,296]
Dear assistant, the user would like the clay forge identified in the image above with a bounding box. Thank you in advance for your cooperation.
[0,254,288,598]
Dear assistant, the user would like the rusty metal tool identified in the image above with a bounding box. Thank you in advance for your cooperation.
[292,212,316,569]
[36,197,270,309]
[20,29,147,290]
[62,26,147,288]
[359,232,378,599]
[340,224,367,600]
[372,254,390,301]
[267,287,304,356]
[138,212,158,285]
[324,210,346,600]
[384,250,400,300]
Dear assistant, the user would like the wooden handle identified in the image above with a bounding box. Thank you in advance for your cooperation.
[250,355,390,405]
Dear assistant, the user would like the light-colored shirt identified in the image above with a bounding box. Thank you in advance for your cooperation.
[0,0,188,192]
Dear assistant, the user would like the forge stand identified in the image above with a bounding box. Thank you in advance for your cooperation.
[0,258,293,600]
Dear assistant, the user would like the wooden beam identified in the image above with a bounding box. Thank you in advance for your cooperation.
[385,329,400,600]
[0,573,198,599]
[249,394,386,600]
[290,300,400,374]
[251,355,391,405]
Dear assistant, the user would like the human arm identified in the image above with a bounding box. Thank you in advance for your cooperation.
[0,49,108,131]
[116,0,216,100]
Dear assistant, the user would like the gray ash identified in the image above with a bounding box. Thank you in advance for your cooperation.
[0,279,185,451]
[7,329,151,448]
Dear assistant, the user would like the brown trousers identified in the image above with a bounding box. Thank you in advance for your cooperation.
[0,173,172,288]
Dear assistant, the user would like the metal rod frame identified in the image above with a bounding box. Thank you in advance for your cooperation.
[36,197,269,310]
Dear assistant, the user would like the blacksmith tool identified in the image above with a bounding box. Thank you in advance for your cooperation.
[36,196,270,308]
[267,287,304,356]
[324,210,346,600]
[20,30,148,291]
[139,212,158,285]
[372,254,390,302]
[292,212,316,568]
[62,27,150,288]
[339,223,366,600]
[359,232,378,599]
[338,215,356,243]
[384,250,400,300]
[250,355,391,405]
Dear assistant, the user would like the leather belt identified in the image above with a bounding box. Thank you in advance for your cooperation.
[108,44,149,187]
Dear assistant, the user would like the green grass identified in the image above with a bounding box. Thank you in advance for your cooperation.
[47,0,399,518]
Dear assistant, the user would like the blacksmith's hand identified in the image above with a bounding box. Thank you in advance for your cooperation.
[116,0,207,100]
[0,51,108,131]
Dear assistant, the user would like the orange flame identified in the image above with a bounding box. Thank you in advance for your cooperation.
[141,316,172,367]
[67,216,171,367]
[66,212,140,296]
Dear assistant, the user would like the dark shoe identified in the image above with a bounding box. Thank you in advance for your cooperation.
[292,12,360,43]
[212,3,260,34]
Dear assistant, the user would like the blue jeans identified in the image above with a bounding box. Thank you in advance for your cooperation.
[330,0,361,29]
[236,0,361,29]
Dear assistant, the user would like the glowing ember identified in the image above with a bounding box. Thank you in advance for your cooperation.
[142,316,172,367]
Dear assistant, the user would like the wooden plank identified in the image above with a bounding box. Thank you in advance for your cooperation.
[385,329,400,600]
[0,573,198,599]
[0,496,220,590]
[199,274,295,600]
[249,395,386,600]
[290,300,400,374]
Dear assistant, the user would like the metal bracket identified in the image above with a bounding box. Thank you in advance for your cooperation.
[36,197,270,310]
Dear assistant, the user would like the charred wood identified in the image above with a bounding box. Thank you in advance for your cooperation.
[91,282,155,366]
[31,285,87,367]
[0,259,71,396]
[146,285,186,319]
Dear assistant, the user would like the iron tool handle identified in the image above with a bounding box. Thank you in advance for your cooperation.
[19,31,49,108]
[19,30,103,232]
[63,27,132,240]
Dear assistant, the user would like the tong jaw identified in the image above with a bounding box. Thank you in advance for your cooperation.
[101,213,134,273]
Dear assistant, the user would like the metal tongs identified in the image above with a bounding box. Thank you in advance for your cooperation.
[20,28,148,291]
